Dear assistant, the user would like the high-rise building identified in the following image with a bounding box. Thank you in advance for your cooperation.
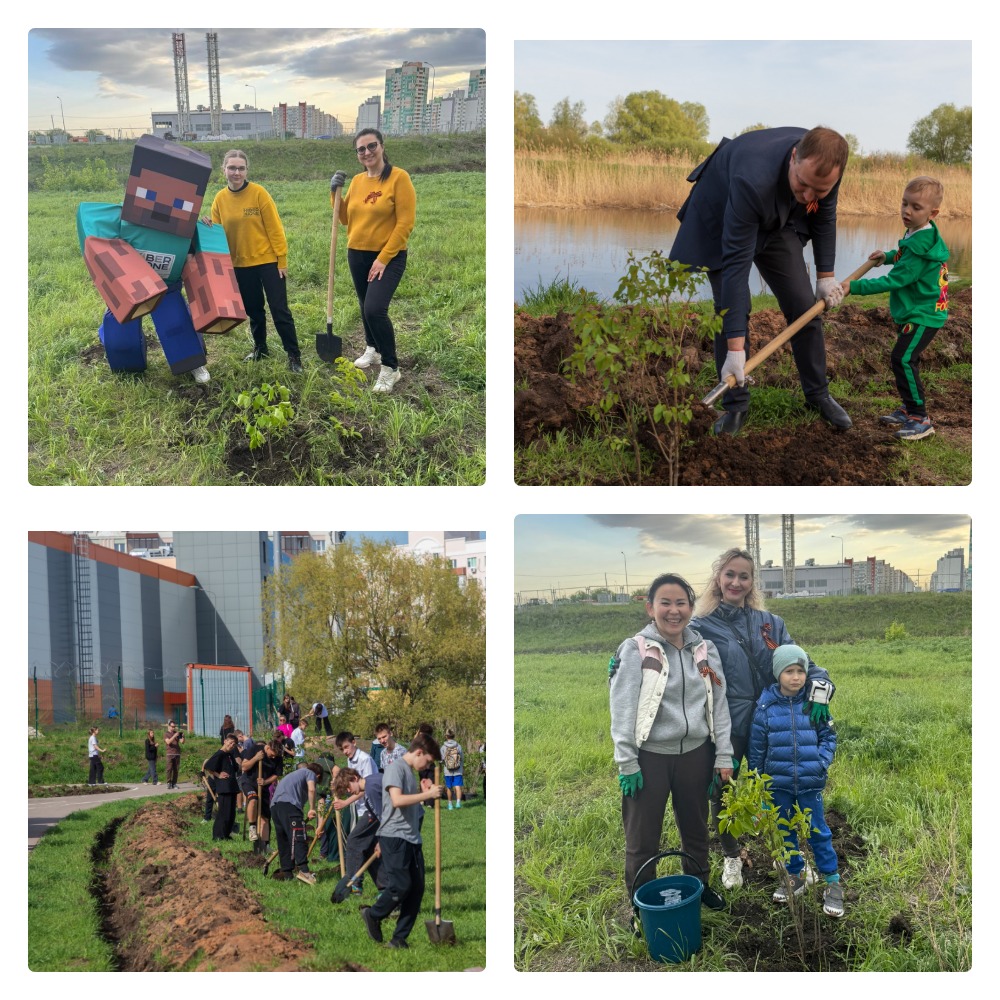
[931,548,966,592]
[383,61,430,135]
[357,96,381,131]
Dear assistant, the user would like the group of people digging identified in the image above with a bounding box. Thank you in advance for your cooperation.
[610,547,843,936]
[673,125,950,442]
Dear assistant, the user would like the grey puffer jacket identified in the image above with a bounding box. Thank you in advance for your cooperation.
[610,622,733,776]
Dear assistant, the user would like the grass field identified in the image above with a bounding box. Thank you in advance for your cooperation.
[28,136,485,485]
[514,595,972,971]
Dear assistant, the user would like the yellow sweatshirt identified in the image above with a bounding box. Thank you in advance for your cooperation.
[211,181,289,269]
[336,167,416,264]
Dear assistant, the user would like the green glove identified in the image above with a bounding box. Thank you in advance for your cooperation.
[619,771,643,797]
[808,701,831,724]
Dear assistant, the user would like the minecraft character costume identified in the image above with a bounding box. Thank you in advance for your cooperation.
[76,135,245,375]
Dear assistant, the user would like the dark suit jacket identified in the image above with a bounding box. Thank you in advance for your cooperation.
[670,127,840,336]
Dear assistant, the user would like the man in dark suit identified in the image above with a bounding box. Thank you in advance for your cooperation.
[671,126,850,436]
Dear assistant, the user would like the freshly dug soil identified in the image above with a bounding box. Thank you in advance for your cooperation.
[100,797,319,972]
[514,288,972,485]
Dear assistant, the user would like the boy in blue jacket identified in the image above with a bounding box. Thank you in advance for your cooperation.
[748,644,843,918]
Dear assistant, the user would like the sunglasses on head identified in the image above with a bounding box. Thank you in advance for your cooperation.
[356,141,380,154]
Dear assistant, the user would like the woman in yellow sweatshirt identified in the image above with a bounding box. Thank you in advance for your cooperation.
[331,129,416,393]
[210,149,302,372]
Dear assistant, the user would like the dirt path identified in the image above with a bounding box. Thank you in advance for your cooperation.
[514,289,971,485]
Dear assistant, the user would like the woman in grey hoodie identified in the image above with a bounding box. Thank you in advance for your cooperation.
[609,573,734,915]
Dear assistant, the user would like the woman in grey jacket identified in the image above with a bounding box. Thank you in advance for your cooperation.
[610,573,734,916]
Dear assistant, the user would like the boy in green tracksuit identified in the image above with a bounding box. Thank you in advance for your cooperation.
[842,176,949,441]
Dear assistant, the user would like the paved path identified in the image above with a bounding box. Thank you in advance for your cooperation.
[28,782,201,850]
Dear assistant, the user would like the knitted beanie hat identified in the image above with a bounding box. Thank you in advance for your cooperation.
[772,643,808,681]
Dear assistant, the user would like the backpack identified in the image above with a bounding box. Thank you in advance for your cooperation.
[444,743,462,770]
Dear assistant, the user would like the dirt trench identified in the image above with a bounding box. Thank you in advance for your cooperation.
[95,796,353,972]
[514,288,972,486]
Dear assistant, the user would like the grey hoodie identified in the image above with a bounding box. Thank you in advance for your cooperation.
[610,622,733,775]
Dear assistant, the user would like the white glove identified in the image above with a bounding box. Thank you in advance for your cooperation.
[816,277,844,309]
[720,349,746,387]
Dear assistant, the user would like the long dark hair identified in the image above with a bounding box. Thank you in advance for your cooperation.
[355,127,392,182]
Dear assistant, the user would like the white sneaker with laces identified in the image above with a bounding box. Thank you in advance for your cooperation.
[774,858,817,885]
[191,366,211,384]
[372,365,402,393]
[354,346,381,369]
[722,855,744,889]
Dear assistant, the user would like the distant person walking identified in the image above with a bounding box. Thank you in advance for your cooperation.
[441,730,464,810]
[164,721,185,788]
[142,729,159,785]
[88,727,107,785]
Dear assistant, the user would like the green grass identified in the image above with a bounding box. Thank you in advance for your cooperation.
[29,138,485,484]
[514,599,972,971]
[28,787,486,971]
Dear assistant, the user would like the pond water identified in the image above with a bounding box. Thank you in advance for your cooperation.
[514,208,972,303]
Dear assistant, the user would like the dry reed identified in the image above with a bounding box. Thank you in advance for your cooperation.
[515,148,971,217]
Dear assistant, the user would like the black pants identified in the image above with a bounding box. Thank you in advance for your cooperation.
[235,262,300,360]
[213,792,236,840]
[709,730,748,858]
[710,227,829,413]
[369,835,425,943]
[344,813,382,889]
[314,715,334,736]
[88,755,104,785]
[272,802,310,873]
[622,742,714,894]
[347,249,407,370]
[891,323,937,417]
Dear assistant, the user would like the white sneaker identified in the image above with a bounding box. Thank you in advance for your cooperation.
[191,366,211,384]
[372,365,402,393]
[354,346,381,369]
[248,826,258,841]
[722,855,744,889]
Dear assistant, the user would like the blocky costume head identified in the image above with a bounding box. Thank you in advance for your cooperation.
[122,135,212,239]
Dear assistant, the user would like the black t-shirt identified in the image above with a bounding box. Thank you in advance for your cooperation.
[206,748,239,793]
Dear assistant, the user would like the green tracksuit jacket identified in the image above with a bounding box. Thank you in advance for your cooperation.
[849,221,950,329]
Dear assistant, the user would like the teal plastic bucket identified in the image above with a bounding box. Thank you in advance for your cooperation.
[631,850,704,963]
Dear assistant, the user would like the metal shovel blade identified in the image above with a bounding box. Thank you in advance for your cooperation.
[316,322,342,362]
[331,874,356,904]
[425,910,456,945]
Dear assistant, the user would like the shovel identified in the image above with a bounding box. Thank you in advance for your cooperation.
[315,182,343,362]
[701,258,879,407]
[331,852,378,904]
[335,804,346,875]
[425,764,456,944]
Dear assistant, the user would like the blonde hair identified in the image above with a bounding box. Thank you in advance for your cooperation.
[905,175,944,208]
[693,547,767,618]
[222,148,249,169]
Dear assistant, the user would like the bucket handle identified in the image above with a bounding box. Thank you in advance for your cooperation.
[631,849,702,907]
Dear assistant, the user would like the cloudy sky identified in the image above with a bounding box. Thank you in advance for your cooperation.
[514,515,971,597]
[515,41,971,155]
[28,28,486,134]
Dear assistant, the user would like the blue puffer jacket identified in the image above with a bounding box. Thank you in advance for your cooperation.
[747,684,836,796]
[690,603,831,747]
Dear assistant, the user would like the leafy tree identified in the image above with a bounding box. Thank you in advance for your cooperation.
[514,90,544,145]
[844,132,861,157]
[549,97,588,142]
[604,90,703,148]
[680,101,710,141]
[85,129,105,143]
[262,539,485,740]
[738,122,769,135]
[907,103,972,164]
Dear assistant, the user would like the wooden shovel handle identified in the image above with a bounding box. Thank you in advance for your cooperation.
[327,187,341,324]
[702,258,879,404]
[435,763,442,911]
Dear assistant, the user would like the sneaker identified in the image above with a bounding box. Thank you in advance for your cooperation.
[879,407,910,426]
[823,882,845,918]
[295,870,317,885]
[701,883,726,911]
[372,365,402,393]
[629,913,643,938]
[354,345,381,369]
[288,357,303,373]
[361,906,383,943]
[772,874,807,903]
[386,938,410,949]
[272,870,293,881]
[774,858,817,886]
[447,801,453,811]
[895,415,935,441]
[248,826,258,841]
[722,855,744,889]
[244,351,267,362]
[350,885,363,897]
[191,366,211,384]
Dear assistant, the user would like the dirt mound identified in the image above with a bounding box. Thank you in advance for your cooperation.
[514,288,972,485]
[102,798,315,971]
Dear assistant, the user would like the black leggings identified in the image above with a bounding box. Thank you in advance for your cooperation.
[347,249,407,370]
